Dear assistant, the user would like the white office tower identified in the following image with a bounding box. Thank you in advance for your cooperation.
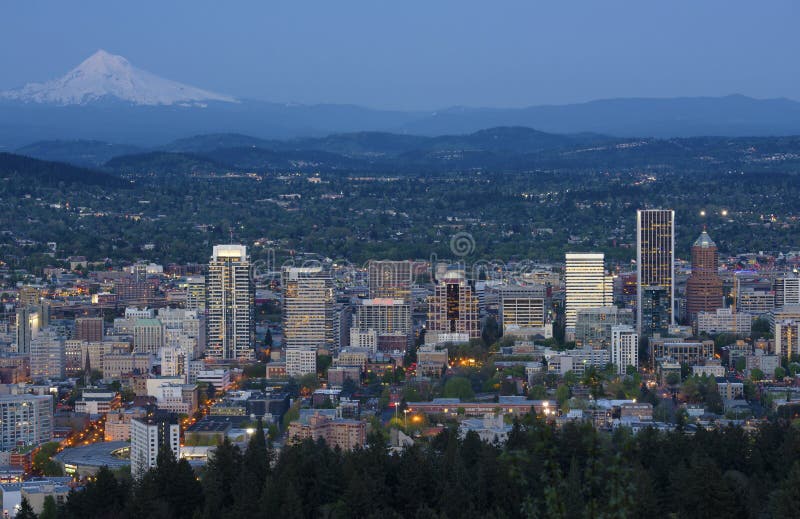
[0,394,53,450]
[282,266,334,353]
[29,327,65,381]
[611,325,639,375]
[131,414,180,479]
[564,253,612,336]
[206,245,254,360]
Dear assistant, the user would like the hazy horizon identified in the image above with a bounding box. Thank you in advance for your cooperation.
[2,0,798,110]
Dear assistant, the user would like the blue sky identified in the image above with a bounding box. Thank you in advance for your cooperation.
[2,0,797,109]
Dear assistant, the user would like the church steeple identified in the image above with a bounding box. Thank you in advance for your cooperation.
[84,350,92,386]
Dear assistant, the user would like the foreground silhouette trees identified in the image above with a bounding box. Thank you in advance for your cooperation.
[45,417,800,518]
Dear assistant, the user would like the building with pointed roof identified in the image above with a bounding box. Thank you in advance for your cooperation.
[686,230,723,320]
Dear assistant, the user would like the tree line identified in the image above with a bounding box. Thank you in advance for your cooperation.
[22,416,800,519]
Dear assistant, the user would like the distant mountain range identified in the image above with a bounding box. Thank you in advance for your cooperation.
[15,127,616,170]
[13,127,800,178]
[2,51,800,149]
[0,152,126,187]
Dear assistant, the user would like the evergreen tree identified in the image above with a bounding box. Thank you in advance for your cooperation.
[16,497,36,519]
[199,437,242,519]
[233,420,271,517]
[39,496,57,519]
[769,461,800,518]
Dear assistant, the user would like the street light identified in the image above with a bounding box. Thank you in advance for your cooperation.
[403,408,409,429]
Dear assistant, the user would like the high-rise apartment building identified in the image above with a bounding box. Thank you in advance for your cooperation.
[131,413,180,478]
[773,274,800,309]
[611,325,638,375]
[685,230,723,319]
[0,394,53,450]
[352,298,412,350]
[30,327,65,381]
[206,245,254,360]
[426,267,480,345]
[282,266,334,353]
[564,253,612,335]
[636,209,675,334]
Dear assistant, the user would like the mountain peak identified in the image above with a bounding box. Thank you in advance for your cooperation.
[1,50,237,107]
[80,49,132,70]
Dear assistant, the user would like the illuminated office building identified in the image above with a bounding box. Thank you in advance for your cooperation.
[636,209,675,335]
[564,253,612,336]
[426,267,479,345]
[282,266,335,353]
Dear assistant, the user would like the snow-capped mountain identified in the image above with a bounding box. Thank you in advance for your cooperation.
[1,49,237,106]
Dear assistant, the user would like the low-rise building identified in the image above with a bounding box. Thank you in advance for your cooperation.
[327,366,360,386]
[716,378,745,400]
[649,338,714,368]
[696,307,752,335]
[0,477,72,518]
[102,352,153,380]
[74,389,119,416]
[195,369,231,391]
[285,347,316,377]
[458,413,513,444]
[105,408,147,441]
[287,411,366,451]
[691,360,726,378]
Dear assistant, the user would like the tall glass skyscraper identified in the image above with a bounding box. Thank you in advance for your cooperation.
[564,253,612,336]
[282,266,335,353]
[636,209,675,336]
[206,244,254,360]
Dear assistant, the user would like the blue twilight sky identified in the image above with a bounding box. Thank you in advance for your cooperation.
[1,0,797,110]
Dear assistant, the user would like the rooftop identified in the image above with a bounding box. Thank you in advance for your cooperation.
[693,230,716,248]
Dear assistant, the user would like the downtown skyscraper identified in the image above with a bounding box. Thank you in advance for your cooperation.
[564,253,612,337]
[206,244,254,360]
[282,266,335,353]
[685,229,723,320]
[426,267,480,345]
[636,209,675,335]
